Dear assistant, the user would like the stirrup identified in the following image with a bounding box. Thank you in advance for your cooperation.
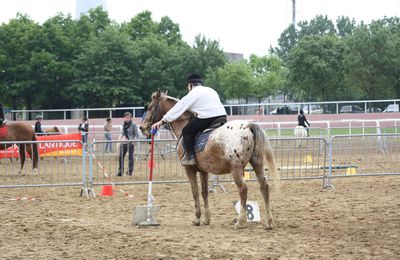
[180,153,196,166]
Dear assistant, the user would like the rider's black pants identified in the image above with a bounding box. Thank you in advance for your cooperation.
[182,115,226,155]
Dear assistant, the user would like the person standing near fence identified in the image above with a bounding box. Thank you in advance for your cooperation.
[117,112,139,176]
[34,115,44,135]
[78,117,89,145]
[104,117,113,153]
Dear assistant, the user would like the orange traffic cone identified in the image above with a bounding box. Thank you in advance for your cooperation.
[100,185,113,196]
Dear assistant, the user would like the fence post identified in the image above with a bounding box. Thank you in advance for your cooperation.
[323,137,335,189]
[80,141,88,198]
[87,143,96,198]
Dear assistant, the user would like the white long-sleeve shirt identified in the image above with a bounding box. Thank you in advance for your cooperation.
[162,85,227,122]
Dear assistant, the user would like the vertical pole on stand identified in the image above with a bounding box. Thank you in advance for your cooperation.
[133,128,161,226]
[146,129,156,222]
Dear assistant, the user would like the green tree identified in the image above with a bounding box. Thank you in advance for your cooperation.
[190,34,227,78]
[336,16,356,38]
[218,61,253,103]
[0,14,48,112]
[288,35,346,101]
[70,27,138,107]
[248,55,286,102]
[344,21,397,100]
[121,11,157,41]
[39,14,77,109]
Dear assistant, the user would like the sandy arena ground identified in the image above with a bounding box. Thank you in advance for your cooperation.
[0,176,399,259]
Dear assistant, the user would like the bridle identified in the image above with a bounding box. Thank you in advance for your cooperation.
[149,99,161,125]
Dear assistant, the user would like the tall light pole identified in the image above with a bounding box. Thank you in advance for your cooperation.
[292,0,296,26]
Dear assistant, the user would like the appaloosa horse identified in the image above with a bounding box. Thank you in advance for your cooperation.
[0,122,39,173]
[140,90,278,229]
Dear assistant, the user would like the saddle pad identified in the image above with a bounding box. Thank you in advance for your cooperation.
[0,125,7,139]
[194,131,212,153]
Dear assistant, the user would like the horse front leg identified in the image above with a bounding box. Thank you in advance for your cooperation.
[185,166,201,226]
[199,171,210,225]
[232,169,248,229]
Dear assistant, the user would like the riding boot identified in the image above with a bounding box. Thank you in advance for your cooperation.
[180,152,196,166]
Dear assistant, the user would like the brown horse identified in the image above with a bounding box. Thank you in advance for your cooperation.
[140,90,278,229]
[0,122,39,173]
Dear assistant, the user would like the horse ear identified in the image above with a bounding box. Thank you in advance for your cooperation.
[153,89,161,100]
[163,90,168,95]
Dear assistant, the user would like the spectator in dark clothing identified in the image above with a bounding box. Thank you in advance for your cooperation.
[117,112,139,176]
[78,117,89,144]
[35,115,44,135]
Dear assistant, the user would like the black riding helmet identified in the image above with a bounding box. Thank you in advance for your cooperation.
[186,73,203,84]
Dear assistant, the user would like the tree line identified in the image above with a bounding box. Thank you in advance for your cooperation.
[0,7,399,111]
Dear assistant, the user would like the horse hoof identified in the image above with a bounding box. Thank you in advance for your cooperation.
[265,225,273,230]
[33,169,38,174]
[201,220,210,225]
[192,219,200,226]
[234,222,246,229]
[231,218,238,225]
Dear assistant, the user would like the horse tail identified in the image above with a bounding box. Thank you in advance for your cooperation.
[250,123,280,184]
[32,134,39,169]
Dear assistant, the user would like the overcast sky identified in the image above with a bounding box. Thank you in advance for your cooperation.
[0,0,399,58]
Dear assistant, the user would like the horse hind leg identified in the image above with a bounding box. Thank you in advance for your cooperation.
[232,168,248,229]
[25,144,37,174]
[251,162,273,230]
[185,167,201,226]
[18,144,26,174]
[199,171,211,225]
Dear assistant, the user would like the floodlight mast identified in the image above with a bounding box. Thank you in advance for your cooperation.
[292,0,296,26]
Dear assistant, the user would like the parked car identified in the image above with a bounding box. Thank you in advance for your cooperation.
[270,105,298,115]
[339,105,364,113]
[302,104,323,114]
[383,104,399,113]
[367,107,382,113]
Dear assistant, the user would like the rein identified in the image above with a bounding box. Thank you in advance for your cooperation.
[149,100,160,125]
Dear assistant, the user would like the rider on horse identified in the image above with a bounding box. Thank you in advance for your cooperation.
[151,74,227,166]
[298,109,311,137]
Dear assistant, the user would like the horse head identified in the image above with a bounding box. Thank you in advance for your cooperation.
[139,89,174,137]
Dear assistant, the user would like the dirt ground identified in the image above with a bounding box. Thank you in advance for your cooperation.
[0,176,399,259]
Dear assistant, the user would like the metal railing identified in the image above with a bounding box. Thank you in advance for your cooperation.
[4,99,400,120]
[1,133,399,191]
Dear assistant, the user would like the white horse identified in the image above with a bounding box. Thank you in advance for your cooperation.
[294,126,307,148]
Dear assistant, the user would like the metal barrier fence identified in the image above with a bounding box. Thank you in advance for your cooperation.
[0,140,85,188]
[1,134,399,191]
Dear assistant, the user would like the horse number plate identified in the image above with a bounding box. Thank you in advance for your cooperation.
[234,201,261,222]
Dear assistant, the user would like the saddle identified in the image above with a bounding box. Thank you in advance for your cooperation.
[194,116,227,153]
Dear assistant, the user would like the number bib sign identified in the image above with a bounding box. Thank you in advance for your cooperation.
[234,200,261,222]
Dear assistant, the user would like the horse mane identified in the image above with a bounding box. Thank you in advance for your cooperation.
[159,91,196,117]
[160,92,179,103]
